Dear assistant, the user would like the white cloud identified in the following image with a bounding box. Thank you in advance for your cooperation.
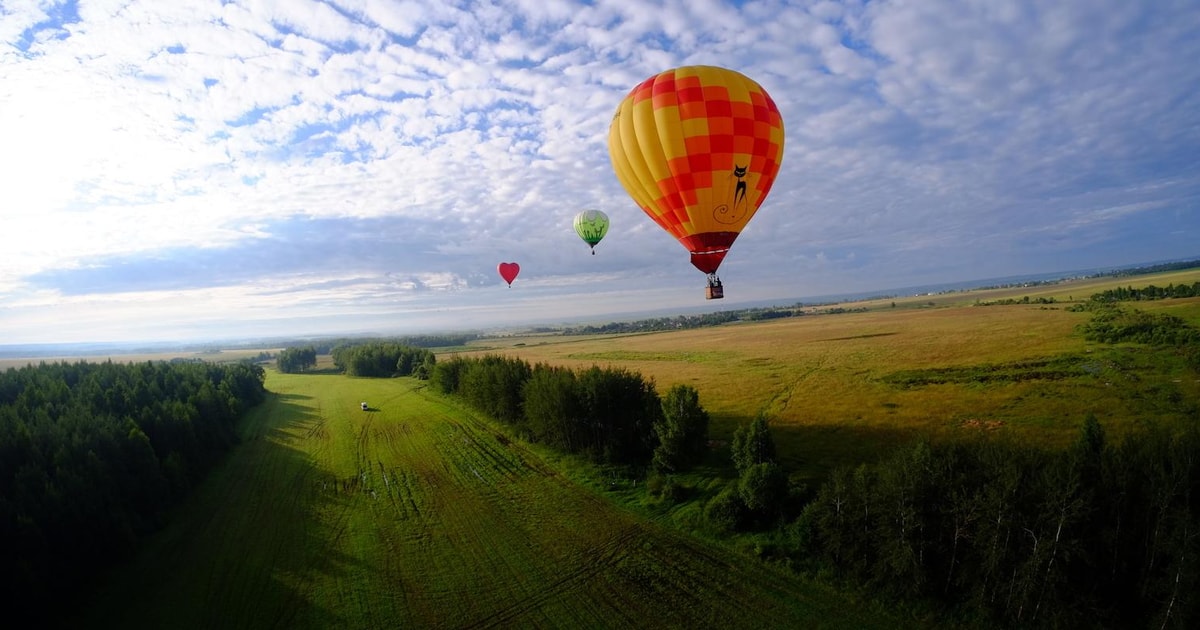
[1,0,1197,343]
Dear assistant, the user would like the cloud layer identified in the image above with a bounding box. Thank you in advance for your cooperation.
[2,0,1198,343]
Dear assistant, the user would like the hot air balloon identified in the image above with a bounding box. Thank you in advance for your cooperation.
[497,262,520,287]
[573,209,610,254]
[607,65,785,299]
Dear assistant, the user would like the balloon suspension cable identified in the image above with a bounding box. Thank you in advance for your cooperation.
[706,273,722,287]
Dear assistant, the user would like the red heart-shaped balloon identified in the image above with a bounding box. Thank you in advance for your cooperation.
[497,262,520,286]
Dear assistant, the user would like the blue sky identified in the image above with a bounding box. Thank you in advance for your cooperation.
[2,0,1197,344]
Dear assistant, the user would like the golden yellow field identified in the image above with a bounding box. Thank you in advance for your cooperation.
[451,270,1200,480]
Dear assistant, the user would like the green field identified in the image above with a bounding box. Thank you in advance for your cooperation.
[74,372,905,629]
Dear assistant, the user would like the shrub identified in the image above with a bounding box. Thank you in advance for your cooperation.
[652,384,710,473]
[704,485,746,533]
[738,461,788,516]
[731,414,776,473]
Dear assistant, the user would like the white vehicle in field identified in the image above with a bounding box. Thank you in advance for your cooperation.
[361,402,369,411]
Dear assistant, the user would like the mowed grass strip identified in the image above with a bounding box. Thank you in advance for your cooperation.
[74,371,906,629]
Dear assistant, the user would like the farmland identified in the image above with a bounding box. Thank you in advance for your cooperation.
[454,269,1200,483]
[73,371,902,629]
[51,267,1200,627]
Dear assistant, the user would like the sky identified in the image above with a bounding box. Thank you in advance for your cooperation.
[2,0,1198,345]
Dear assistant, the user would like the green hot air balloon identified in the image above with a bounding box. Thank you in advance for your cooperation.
[573,209,610,255]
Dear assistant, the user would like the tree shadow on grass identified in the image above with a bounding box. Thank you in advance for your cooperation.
[709,413,926,485]
[70,391,364,629]
[301,367,344,375]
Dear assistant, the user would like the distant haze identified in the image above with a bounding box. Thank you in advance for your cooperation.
[2,259,1192,359]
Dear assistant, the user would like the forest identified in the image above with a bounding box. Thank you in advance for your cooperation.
[431,355,709,471]
[559,306,805,335]
[331,341,436,378]
[287,334,477,355]
[728,298,1200,627]
[794,419,1199,628]
[428,351,1195,626]
[431,294,1200,628]
[0,360,266,618]
[1090,282,1200,302]
[274,345,316,373]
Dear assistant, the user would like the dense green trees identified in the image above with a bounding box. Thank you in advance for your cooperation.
[1091,282,1200,302]
[560,307,804,335]
[738,462,788,515]
[1079,306,1200,346]
[457,355,531,424]
[574,366,662,465]
[976,295,1057,305]
[1074,301,1200,371]
[274,334,476,356]
[1106,259,1200,277]
[0,360,265,620]
[523,364,584,452]
[731,414,776,473]
[276,345,317,373]
[652,384,709,473]
[704,414,788,529]
[332,342,436,378]
[796,423,1200,628]
[431,355,686,467]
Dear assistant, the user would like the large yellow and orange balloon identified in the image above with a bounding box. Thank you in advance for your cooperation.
[608,65,784,282]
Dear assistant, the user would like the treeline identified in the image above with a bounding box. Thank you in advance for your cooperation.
[411,301,1200,627]
[1090,282,1200,302]
[713,302,1200,627]
[430,357,1195,627]
[551,266,1196,337]
[795,420,1199,629]
[1103,258,1200,278]
[0,360,266,618]
[976,296,1058,306]
[331,342,436,378]
[561,307,804,335]
[299,334,477,355]
[430,355,708,469]
[1078,305,1200,347]
[276,345,317,373]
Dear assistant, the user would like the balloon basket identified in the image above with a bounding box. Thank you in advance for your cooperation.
[705,275,724,300]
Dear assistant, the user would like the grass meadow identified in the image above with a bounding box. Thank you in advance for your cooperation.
[73,372,904,629]
[455,270,1200,484]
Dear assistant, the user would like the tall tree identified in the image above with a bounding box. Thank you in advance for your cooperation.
[731,413,776,473]
[276,346,317,373]
[652,384,710,473]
